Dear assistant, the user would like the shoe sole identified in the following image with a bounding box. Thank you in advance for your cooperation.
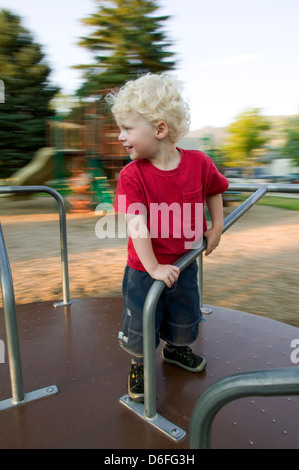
[162,351,207,373]
[128,376,144,402]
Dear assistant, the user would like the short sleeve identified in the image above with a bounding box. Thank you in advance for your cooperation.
[114,167,147,216]
[205,158,229,195]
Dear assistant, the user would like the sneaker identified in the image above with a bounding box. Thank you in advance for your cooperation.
[128,363,144,402]
[162,345,206,372]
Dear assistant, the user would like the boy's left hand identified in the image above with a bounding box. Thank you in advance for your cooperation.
[203,226,222,256]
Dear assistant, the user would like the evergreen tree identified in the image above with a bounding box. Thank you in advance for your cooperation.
[0,9,59,178]
[75,0,176,96]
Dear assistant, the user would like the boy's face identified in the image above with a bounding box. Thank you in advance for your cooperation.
[116,111,159,161]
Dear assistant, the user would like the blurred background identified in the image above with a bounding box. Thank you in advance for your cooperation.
[0,0,298,210]
[0,0,298,325]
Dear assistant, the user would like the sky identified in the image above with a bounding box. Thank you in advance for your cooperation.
[0,0,298,130]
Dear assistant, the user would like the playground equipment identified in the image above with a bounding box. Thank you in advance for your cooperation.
[0,183,299,449]
[0,93,128,211]
[46,96,129,211]
[4,148,54,188]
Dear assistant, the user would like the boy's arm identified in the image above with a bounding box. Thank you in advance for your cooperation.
[127,214,180,288]
[204,194,224,256]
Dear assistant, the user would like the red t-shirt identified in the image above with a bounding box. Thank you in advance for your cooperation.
[115,148,229,271]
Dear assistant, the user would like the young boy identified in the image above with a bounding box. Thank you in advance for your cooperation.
[107,73,229,401]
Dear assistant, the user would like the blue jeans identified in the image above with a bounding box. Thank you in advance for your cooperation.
[119,260,202,357]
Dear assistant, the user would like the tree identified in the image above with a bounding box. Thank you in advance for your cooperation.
[282,115,299,167]
[0,9,58,178]
[75,0,176,96]
[222,109,271,167]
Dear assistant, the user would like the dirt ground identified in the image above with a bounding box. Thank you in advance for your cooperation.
[0,195,298,327]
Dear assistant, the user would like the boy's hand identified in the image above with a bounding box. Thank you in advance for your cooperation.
[148,264,180,288]
[204,226,223,256]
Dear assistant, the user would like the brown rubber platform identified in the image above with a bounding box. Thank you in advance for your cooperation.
[1,297,299,449]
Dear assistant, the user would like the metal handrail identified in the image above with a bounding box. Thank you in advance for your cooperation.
[0,185,65,410]
[189,367,299,449]
[0,185,70,306]
[142,183,299,419]
[0,218,59,409]
[0,223,24,403]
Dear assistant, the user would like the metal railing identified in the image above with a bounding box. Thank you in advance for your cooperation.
[0,221,58,410]
[189,367,299,449]
[0,185,70,307]
[120,183,299,440]
[0,185,70,410]
[0,223,24,404]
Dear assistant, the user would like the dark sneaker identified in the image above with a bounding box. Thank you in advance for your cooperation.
[128,363,144,402]
[162,345,206,372]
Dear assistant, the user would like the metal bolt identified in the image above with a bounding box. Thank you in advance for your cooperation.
[171,427,181,437]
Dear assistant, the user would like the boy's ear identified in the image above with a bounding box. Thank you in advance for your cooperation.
[155,120,168,139]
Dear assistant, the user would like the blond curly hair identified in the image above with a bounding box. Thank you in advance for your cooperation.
[106,73,191,142]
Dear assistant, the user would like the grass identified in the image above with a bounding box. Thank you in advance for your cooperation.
[239,194,299,211]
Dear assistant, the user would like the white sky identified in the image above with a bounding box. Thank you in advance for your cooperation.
[0,0,298,130]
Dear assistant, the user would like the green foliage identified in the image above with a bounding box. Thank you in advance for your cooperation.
[75,0,176,96]
[0,9,59,178]
[258,195,299,211]
[282,115,299,166]
[238,194,299,211]
[222,108,271,167]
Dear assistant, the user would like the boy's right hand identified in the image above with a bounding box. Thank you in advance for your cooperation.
[148,264,180,288]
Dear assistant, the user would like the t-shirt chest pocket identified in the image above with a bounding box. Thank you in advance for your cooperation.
[182,186,203,203]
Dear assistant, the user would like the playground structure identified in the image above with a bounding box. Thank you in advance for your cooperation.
[46,97,129,211]
[1,91,230,212]
[5,148,54,188]
[1,94,129,212]
[0,183,299,449]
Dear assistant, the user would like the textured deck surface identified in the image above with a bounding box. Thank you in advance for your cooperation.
[1,297,299,449]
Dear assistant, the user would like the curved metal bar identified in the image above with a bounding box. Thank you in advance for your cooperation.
[229,182,299,193]
[189,367,299,449]
[142,184,299,419]
[0,185,70,306]
[0,223,24,403]
[0,218,59,410]
[0,185,66,409]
